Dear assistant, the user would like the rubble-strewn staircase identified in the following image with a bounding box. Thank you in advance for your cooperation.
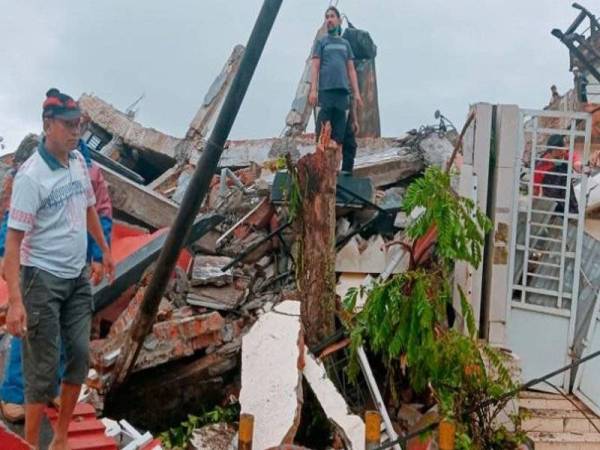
[520,391,600,449]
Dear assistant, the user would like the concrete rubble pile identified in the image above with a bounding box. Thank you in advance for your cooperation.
[0,32,459,448]
[72,85,457,429]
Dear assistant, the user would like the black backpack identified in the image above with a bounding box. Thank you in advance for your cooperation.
[342,22,377,60]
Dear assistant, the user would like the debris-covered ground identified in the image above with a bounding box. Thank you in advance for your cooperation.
[1,2,600,449]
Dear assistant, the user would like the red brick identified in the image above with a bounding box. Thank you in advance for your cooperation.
[235,163,261,186]
[108,286,146,338]
[246,198,275,229]
[407,436,435,450]
[152,312,224,340]
[233,223,251,240]
[209,175,221,188]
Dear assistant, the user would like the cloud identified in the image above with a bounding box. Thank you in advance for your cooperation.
[0,2,67,152]
[0,0,585,152]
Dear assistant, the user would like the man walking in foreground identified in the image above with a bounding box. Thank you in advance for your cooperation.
[4,88,114,449]
[309,6,363,150]
[0,131,113,424]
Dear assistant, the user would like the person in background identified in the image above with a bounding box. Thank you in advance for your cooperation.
[341,96,359,175]
[309,6,363,149]
[3,88,114,449]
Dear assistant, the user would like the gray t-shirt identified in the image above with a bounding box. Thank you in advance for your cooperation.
[312,34,354,92]
[8,142,96,279]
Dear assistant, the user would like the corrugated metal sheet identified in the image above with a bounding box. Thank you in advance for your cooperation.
[46,403,118,450]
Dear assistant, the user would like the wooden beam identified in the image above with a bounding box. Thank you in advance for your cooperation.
[100,165,179,229]
[355,59,381,138]
[297,124,338,346]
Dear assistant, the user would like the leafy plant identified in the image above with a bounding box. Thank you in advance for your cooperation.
[403,167,490,268]
[283,153,303,222]
[342,166,526,449]
[159,403,240,449]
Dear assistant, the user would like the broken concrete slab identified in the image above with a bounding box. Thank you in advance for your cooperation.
[239,300,303,450]
[378,187,405,210]
[359,235,387,272]
[186,279,249,311]
[209,135,422,184]
[182,45,246,160]
[394,211,409,229]
[100,164,178,229]
[336,234,403,274]
[335,236,362,273]
[79,94,181,161]
[303,348,365,450]
[353,146,423,188]
[191,255,234,287]
[419,133,455,169]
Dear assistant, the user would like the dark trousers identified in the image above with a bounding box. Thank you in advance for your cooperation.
[341,112,358,173]
[316,90,350,145]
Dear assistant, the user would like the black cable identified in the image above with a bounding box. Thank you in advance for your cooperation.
[544,380,600,434]
[374,348,600,450]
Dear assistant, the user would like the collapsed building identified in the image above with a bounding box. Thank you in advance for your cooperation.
[0,17,459,449]
[1,3,600,449]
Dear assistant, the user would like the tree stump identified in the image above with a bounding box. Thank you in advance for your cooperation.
[296,123,340,347]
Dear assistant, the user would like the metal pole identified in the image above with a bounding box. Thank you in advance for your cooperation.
[109,0,284,389]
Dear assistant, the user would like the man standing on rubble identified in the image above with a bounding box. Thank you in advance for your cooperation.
[0,129,113,424]
[3,88,114,449]
[309,6,363,151]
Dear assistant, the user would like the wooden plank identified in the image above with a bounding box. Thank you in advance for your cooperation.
[100,164,179,229]
[355,58,381,138]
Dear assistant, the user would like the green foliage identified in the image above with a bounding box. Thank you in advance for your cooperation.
[159,403,240,449]
[284,154,303,222]
[342,168,526,449]
[404,166,492,268]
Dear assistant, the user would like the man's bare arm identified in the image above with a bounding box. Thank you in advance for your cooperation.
[347,60,363,108]
[309,58,320,107]
[5,229,26,336]
[86,207,115,282]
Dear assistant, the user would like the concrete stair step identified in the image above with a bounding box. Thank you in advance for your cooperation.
[520,397,589,411]
[520,391,572,400]
[522,408,593,419]
[523,415,600,433]
[528,431,600,450]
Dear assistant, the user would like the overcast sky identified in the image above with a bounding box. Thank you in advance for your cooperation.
[0,0,585,153]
